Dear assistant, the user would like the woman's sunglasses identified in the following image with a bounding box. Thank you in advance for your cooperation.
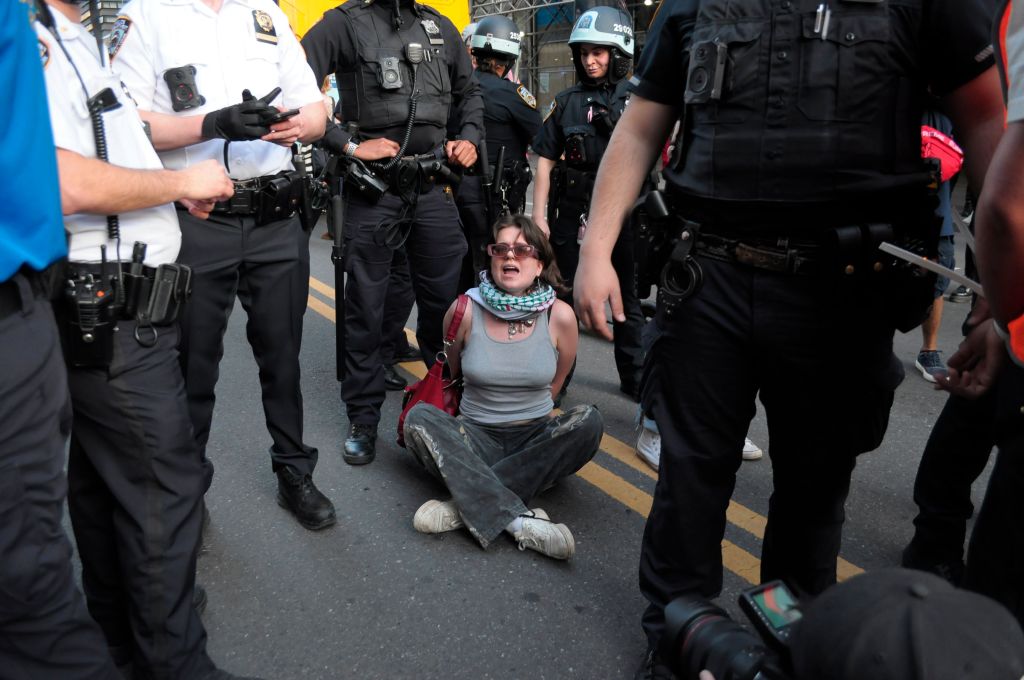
[487,243,538,259]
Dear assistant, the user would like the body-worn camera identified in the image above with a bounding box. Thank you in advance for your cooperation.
[378,56,404,90]
[661,581,802,680]
[163,65,205,112]
[685,40,728,105]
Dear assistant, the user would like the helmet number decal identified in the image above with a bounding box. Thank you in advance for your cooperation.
[612,23,633,36]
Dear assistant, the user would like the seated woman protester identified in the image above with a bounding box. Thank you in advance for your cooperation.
[403,215,603,560]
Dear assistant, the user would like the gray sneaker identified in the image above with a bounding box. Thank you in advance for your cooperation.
[413,499,464,534]
[915,350,946,383]
[948,285,972,303]
[514,509,575,560]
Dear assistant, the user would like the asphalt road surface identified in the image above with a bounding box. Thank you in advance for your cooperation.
[113,219,981,680]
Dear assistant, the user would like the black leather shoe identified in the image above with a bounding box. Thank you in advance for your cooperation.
[383,364,408,391]
[343,423,377,465]
[276,467,337,530]
[634,648,677,680]
[193,584,208,616]
[391,344,422,363]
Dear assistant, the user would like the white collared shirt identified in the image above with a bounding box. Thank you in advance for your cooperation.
[112,0,322,180]
[36,9,180,266]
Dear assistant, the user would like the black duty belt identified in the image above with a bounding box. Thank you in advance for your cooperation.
[211,172,301,220]
[66,261,158,280]
[697,232,823,276]
[0,266,58,321]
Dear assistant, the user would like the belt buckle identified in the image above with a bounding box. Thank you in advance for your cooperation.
[735,243,789,272]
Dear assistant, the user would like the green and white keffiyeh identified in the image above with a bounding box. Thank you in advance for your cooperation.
[468,271,556,321]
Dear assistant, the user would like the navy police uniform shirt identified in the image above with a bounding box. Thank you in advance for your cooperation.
[533,79,630,172]
[632,0,997,203]
[477,70,541,166]
[302,1,483,155]
[1,0,66,281]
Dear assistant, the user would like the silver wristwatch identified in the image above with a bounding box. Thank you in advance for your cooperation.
[343,140,359,157]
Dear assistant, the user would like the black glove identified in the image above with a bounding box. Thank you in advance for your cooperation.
[201,87,281,141]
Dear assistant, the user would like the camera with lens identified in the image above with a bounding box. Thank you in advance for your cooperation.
[661,580,802,680]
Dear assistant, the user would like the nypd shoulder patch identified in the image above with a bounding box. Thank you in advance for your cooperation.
[543,99,556,122]
[516,84,537,109]
[38,38,50,69]
[107,15,131,61]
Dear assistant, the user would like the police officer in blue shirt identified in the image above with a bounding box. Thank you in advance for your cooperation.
[303,0,483,464]
[455,16,541,289]
[532,6,645,400]
[572,0,1007,676]
[0,2,119,676]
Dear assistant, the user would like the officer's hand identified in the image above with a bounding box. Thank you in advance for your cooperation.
[533,214,551,238]
[445,140,477,168]
[573,255,622,342]
[179,198,217,220]
[261,107,303,148]
[179,159,234,205]
[700,672,717,680]
[353,138,401,161]
[937,319,1007,399]
[200,88,280,141]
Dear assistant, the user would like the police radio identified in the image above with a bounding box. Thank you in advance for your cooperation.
[685,41,727,104]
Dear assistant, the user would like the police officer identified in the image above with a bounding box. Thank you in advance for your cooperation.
[456,15,542,290]
[532,7,645,399]
[111,0,336,531]
[33,1,265,678]
[1,2,119,676]
[303,0,483,464]
[572,0,1005,676]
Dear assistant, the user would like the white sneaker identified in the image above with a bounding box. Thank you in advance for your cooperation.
[413,499,464,534]
[513,508,575,560]
[636,428,661,470]
[742,437,763,461]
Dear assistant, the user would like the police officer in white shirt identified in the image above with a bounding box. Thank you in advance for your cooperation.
[34,1,262,678]
[110,0,334,531]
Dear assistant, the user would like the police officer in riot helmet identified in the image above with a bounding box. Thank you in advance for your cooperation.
[532,6,645,400]
[454,16,542,290]
[303,0,483,465]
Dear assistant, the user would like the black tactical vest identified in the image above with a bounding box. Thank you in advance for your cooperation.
[336,1,452,131]
[669,0,927,203]
[557,80,629,172]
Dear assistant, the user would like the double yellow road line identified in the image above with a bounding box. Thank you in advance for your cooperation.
[305,277,863,584]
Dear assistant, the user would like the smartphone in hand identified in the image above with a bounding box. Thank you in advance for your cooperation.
[265,108,301,125]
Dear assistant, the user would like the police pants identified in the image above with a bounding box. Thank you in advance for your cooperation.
[342,185,467,425]
[906,391,995,568]
[0,274,119,680]
[963,362,1024,628]
[454,175,489,292]
[551,199,644,391]
[64,319,214,680]
[379,246,415,366]
[638,256,902,647]
[176,210,317,476]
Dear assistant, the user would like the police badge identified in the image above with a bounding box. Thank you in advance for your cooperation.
[421,17,444,45]
[252,10,278,44]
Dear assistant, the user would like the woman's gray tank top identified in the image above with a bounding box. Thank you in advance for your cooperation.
[459,300,557,424]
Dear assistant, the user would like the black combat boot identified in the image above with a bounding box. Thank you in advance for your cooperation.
[276,467,337,530]
[343,423,377,465]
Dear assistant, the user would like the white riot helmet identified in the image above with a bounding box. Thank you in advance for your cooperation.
[461,22,479,46]
[470,16,523,62]
[568,6,634,83]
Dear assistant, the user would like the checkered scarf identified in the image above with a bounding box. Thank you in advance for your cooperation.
[469,271,556,321]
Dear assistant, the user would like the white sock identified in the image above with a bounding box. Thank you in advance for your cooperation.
[505,516,525,535]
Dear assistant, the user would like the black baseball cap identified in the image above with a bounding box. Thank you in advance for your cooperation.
[790,568,1024,680]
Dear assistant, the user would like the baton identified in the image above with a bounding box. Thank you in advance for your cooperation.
[330,193,346,382]
[878,242,984,298]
